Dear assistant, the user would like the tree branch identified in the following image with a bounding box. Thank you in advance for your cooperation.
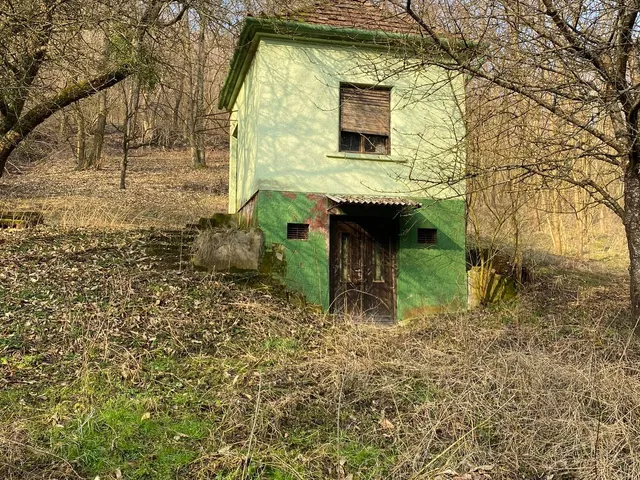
[614,5,638,82]
[20,66,132,136]
[0,65,132,174]
[157,3,190,28]
[404,0,623,154]
[540,0,609,78]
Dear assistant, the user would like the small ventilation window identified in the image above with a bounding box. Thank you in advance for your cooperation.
[287,223,309,240]
[417,228,437,245]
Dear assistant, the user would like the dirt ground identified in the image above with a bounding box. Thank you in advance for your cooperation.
[0,148,229,229]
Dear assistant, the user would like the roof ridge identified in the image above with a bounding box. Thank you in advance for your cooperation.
[259,0,422,36]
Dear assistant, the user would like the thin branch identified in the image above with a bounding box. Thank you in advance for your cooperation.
[540,0,610,79]
[404,1,624,154]
[157,3,190,28]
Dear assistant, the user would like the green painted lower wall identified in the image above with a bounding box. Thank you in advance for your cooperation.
[397,199,467,319]
[254,191,330,309]
[249,190,467,320]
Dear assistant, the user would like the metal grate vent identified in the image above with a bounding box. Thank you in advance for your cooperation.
[417,228,437,245]
[287,223,309,240]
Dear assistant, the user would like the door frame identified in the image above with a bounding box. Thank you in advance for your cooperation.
[329,215,398,322]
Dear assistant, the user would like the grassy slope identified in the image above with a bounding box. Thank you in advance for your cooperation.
[2,152,640,479]
[2,227,640,480]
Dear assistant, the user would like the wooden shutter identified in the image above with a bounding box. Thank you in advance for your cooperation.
[340,86,390,136]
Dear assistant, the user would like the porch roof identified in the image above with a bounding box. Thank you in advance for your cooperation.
[327,194,422,208]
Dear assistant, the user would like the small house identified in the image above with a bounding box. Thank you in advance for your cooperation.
[218,0,468,322]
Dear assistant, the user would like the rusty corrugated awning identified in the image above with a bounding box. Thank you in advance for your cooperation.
[327,195,422,209]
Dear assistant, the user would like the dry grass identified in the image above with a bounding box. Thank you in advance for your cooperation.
[0,225,638,479]
[0,148,228,229]
[1,148,639,479]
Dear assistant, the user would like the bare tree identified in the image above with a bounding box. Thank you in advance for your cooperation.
[87,91,108,168]
[119,78,143,189]
[0,0,188,175]
[187,10,208,168]
[74,105,88,169]
[401,0,640,319]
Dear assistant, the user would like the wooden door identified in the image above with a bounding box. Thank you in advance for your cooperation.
[330,217,396,322]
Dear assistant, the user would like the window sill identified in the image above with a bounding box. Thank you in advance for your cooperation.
[325,152,405,163]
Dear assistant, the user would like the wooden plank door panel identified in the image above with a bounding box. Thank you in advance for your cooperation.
[330,217,396,322]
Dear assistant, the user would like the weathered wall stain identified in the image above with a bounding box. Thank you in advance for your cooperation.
[238,193,258,229]
[256,190,330,308]
[306,194,330,234]
[247,190,467,320]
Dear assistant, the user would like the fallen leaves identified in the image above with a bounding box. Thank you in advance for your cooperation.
[378,417,395,430]
[436,465,494,480]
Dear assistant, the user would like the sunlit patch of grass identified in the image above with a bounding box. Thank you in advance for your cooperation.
[48,395,209,479]
[262,337,299,354]
[338,438,396,479]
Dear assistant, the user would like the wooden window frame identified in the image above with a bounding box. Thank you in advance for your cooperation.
[339,84,391,155]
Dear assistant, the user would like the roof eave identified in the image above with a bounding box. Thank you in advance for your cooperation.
[327,194,422,209]
[217,17,476,111]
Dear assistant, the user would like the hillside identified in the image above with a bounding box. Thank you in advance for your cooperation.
[1,152,640,480]
[1,150,228,229]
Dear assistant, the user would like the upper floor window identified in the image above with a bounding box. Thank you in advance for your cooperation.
[339,84,391,155]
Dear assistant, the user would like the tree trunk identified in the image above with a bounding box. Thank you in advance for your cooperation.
[88,91,107,169]
[121,90,129,190]
[575,188,589,260]
[120,140,128,190]
[76,110,87,170]
[546,191,564,255]
[0,133,19,175]
[625,166,640,322]
[511,206,523,284]
[58,114,68,143]
[172,75,184,145]
[190,14,206,168]
[143,117,154,148]
[121,79,142,190]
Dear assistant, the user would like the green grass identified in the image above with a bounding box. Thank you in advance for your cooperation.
[262,337,299,354]
[48,395,208,479]
[1,226,640,479]
[339,439,395,478]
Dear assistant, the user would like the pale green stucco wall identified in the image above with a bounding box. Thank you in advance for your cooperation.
[229,56,261,213]
[258,39,463,200]
[229,36,466,212]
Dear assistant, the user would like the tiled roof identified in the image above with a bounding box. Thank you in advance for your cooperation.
[328,195,422,208]
[273,0,422,35]
[219,1,469,110]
